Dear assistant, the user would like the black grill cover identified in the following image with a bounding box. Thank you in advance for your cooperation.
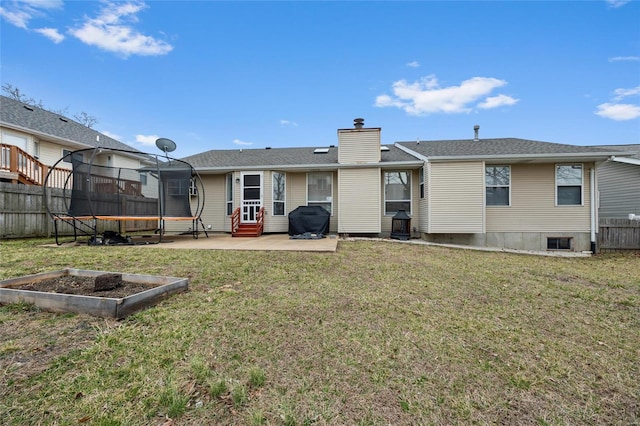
[288,206,330,236]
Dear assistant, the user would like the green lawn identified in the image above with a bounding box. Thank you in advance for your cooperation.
[1,238,638,425]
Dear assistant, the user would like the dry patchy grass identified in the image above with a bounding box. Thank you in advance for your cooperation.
[0,238,638,425]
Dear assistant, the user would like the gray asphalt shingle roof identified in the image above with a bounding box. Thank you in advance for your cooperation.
[182,145,420,170]
[594,144,640,159]
[396,138,631,158]
[0,95,141,153]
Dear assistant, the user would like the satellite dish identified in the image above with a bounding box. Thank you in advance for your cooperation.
[155,138,177,153]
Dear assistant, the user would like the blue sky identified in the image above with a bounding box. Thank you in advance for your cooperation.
[1,0,639,158]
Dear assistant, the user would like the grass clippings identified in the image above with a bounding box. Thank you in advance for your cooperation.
[0,238,638,425]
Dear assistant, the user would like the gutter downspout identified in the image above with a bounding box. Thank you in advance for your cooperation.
[590,166,597,253]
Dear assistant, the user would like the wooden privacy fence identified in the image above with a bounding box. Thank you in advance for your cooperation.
[598,218,640,252]
[0,182,156,239]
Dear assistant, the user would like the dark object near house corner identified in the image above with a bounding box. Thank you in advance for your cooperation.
[390,210,411,240]
[288,206,330,236]
[94,273,123,292]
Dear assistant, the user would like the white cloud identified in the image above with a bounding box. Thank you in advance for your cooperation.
[595,103,640,121]
[0,0,62,29]
[280,119,298,127]
[233,139,253,146]
[406,61,420,68]
[613,86,640,101]
[594,85,640,121]
[605,0,631,8]
[100,130,123,141]
[478,94,519,109]
[0,6,31,28]
[136,134,160,146]
[69,1,173,58]
[375,75,517,115]
[34,27,64,43]
[609,56,640,62]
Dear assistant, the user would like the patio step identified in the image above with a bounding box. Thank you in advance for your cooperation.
[232,224,261,237]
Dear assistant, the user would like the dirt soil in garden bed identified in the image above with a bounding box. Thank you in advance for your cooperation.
[17,275,156,298]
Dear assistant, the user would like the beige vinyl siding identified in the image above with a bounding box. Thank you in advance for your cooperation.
[381,169,421,235]
[598,161,640,218]
[338,168,381,233]
[199,175,227,232]
[486,163,592,232]
[338,129,381,164]
[428,161,484,233]
[38,140,73,171]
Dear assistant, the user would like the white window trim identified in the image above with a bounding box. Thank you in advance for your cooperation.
[272,171,286,216]
[485,165,511,207]
[306,171,333,216]
[384,170,412,216]
[555,163,584,207]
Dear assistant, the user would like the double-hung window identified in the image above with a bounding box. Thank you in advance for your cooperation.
[485,166,510,206]
[419,167,425,199]
[307,172,332,214]
[384,171,411,215]
[226,173,233,215]
[272,172,286,216]
[556,164,583,205]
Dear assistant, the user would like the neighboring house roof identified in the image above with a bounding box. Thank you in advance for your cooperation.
[594,144,640,165]
[0,95,141,153]
[182,145,422,172]
[396,138,632,162]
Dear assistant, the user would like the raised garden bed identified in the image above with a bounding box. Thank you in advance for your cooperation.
[0,269,188,319]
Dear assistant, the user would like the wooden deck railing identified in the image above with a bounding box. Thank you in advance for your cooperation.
[256,206,265,236]
[0,143,71,188]
[231,207,241,235]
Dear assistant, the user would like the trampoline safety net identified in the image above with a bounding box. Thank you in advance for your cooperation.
[44,147,207,244]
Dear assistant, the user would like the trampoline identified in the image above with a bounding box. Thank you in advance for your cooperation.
[44,147,208,245]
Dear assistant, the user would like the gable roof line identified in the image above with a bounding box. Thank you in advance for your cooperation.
[394,142,429,162]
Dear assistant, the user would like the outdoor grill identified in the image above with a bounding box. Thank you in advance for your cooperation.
[390,209,411,240]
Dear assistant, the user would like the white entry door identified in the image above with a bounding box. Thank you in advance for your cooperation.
[241,172,263,223]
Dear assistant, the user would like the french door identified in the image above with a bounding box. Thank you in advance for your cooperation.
[241,172,263,223]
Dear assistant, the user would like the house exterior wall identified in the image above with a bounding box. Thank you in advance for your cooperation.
[598,161,640,219]
[420,162,595,252]
[427,161,485,233]
[338,128,381,164]
[338,168,381,233]
[486,163,592,232]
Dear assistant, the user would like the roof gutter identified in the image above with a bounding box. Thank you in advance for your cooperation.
[424,152,630,162]
[1,121,93,150]
[610,156,640,166]
[193,160,423,173]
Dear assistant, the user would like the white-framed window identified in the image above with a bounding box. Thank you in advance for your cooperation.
[556,164,583,206]
[140,172,148,186]
[419,167,425,199]
[485,165,511,206]
[272,171,286,216]
[307,172,332,214]
[189,178,198,197]
[226,173,233,216]
[384,171,411,215]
